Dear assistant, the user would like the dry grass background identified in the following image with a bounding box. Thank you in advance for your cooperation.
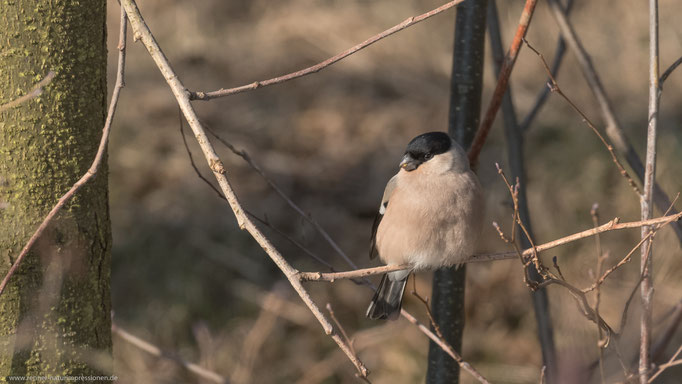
[105,1,682,383]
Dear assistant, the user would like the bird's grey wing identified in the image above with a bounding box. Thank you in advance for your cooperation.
[370,174,398,259]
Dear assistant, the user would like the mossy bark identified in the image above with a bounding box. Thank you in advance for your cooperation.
[0,1,112,381]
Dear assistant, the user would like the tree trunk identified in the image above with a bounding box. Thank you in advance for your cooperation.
[0,1,112,379]
[427,1,488,383]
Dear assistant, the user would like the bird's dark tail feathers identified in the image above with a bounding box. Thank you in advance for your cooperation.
[366,273,408,320]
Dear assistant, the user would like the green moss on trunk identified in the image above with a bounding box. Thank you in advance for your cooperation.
[0,1,112,380]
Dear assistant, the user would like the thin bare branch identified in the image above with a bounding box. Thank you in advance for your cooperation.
[468,0,539,167]
[640,1,659,381]
[0,71,56,113]
[179,112,225,199]
[298,264,410,282]
[589,256,651,380]
[410,286,491,384]
[494,164,545,286]
[544,0,630,168]
[178,122,344,274]
[648,344,682,383]
[523,39,642,195]
[246,211,338,273]
[618,268,647,336]
[584,195,678,294]
[204,127,361,273]
[520,0,575,132]
[537,277,614,339]
[326,303,357,360]
[659,55,682,88]
[477,211,681,261]
[112,323,228,384]
[190,0,467,101]
[583,233,652,293]
[652,300,682,363]
[0,7,128,296]
[591,204,607,384]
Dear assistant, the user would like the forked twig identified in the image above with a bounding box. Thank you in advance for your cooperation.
[585,194,677,296]
[495,165,549,283]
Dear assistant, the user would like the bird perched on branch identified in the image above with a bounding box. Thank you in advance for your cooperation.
[366,131,483,320]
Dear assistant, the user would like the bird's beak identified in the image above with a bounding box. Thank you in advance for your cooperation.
[399,154,419,171]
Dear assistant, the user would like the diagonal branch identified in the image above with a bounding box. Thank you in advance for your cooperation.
[648,344,682,383]
[121,0,368,378]
[652,300,682,363]
[204,127,362,274]
[519,0,574,132]
[411,285,491,384]
[659,55,682,89]
[523,39,642,195]
[400,307,490,383]
[468,0,539,167]
[189,0,467,101]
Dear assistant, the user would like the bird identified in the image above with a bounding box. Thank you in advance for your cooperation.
[366,131,484,320]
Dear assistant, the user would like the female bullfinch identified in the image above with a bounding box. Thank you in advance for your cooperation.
[367,132,483,320]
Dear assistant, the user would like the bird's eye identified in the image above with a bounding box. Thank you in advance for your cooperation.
[424,152,433,160]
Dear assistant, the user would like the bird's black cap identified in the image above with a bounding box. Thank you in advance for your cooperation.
[400,132,452,171]
[405,132,452,157]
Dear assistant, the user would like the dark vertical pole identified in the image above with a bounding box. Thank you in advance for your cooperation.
[487,1,558,381]
[427,1,488,383]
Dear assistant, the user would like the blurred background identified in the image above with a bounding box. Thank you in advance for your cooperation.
[106,0,682,383]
